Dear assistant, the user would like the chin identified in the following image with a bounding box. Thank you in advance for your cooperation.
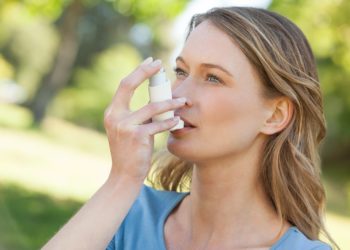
[167,137,195,161]
[167,137,205,163]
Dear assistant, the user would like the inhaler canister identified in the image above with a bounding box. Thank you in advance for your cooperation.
[148,68,184,131]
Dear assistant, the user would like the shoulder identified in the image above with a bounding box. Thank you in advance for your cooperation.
[130,184,188,214]
[106,184,189,250]
[272,226,332,250]
[121,184,188,227]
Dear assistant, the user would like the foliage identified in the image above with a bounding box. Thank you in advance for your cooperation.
[0,0,188,125]
[269,0,350,160]
[49,43,150,130]
[0,3,59,98]
[114,0,188,23]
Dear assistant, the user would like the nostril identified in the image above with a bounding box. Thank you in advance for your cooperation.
[185,99,193,107]
[173,97,192,107]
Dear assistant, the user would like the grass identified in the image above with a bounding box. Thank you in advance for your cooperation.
[0,104,349,249]
[0,183,82,250]
[0,120,110,202]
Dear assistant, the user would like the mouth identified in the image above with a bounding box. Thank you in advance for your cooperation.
[170,113,197,135]
[173,111,197,132]
[179,116,196,128]
[183,121,195,128]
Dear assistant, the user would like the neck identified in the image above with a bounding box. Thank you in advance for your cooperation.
[180,140,285,248]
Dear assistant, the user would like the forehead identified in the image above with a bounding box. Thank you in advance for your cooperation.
[181,21,243,63]
[180,20,264,97]
[180,21,255,80]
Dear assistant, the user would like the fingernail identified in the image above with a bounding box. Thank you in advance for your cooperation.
[150,59,162,67]
[173,116,180,121]
[141,57,153,65]
[175,97,187,103]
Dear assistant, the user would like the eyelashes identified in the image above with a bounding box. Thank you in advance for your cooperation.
[173,67,224,85]
[173,67,187,77]
[207,74,222,84]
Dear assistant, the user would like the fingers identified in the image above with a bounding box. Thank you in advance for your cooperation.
[140,116,181,135]
[127,97,187,125]
[112,57,162,112]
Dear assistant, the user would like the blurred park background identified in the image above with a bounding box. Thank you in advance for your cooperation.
[0,0,349,249]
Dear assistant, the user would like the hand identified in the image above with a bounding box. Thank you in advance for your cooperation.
[103,58,186,183]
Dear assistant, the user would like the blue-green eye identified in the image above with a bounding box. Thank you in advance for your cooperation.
[207,74,222,84]
[173,67,187,78]
[173,67,224,85]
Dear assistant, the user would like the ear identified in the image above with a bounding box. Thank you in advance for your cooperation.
[260,97,294,135]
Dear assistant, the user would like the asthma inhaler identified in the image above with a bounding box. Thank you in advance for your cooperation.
[149,68,184,131]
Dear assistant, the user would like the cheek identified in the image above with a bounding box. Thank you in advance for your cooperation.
[199,94,264,155]
[201,92,258,129]
[166,91,266,162]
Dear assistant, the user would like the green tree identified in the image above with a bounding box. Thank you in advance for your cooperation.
[0,0,188,124]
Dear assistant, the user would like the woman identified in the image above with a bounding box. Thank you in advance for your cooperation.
[43,7,337,250]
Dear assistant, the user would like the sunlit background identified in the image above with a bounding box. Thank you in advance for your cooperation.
[0,0,349,249]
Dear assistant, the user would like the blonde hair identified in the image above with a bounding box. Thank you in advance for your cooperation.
[148,7,338,249]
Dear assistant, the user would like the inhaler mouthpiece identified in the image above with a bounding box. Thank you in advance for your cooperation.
[149,68,184,131]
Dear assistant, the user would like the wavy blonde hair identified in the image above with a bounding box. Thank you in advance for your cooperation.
[147,7,338,249]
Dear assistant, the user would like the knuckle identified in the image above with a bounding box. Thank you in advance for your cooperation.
[104,106,111,118]
[168,99,177,107]
[147,102,160,113]
[139,65,150,77]
[115,120,129,132]
[156,121,172,133]
[103,116,109,128]
[104,112,121,130]
[103,107,120,128]
[127,129,144,144]
[120,77,128,86]
[103,112,113,128]
[119,78,131,90]
[115,122,142,139]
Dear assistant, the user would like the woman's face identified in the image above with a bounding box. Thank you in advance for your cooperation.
[167,20,272,163]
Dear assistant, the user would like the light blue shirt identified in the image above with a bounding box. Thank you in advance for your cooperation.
[106,185,332,250]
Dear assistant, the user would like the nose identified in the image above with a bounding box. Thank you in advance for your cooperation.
[172,79,193,107]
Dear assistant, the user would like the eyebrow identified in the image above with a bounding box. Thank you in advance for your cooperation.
[176,56,234,78]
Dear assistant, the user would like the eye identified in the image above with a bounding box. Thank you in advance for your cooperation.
[173,67,188,79]
[206,74,223,84]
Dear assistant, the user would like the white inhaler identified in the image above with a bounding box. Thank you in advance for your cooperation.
[148,68,184,131]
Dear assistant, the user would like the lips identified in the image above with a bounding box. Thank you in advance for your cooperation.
[183,120,195,128]
[174,113,196,128]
